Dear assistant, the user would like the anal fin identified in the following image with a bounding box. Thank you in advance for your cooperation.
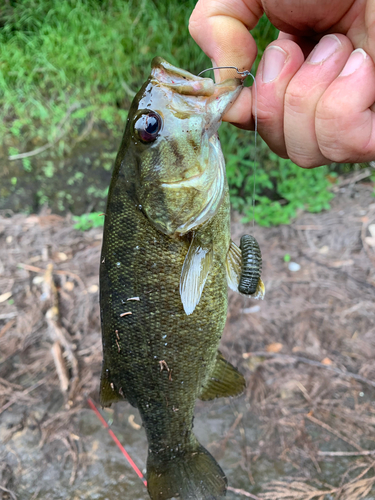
[99,362,126,407]
[199,351,246,401]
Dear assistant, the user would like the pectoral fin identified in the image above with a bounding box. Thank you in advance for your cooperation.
[251,277,265,299]
[199,351,246,400]
[225,239,265,299]
[180,236,213,316]
[100,363,126,407]
[225,240,242,292]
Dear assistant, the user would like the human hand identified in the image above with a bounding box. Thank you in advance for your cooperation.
[189,0,375,167]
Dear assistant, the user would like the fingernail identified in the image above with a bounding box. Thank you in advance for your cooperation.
[339,48,367,76]
[308,35,341,64]
[262,46,287,83]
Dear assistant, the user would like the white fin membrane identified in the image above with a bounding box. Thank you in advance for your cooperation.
[180,236,213,315]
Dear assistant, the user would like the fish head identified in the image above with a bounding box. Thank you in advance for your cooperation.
[125,57,242,236]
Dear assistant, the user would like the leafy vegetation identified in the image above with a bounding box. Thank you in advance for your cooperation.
[1,0,365,227]
[221,124,335,226]
[73,212,105,231]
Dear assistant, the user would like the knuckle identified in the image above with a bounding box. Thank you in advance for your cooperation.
[316,112,372,162]
[285,82,311,114]
[188,13,200,38]
[257,94,283,125]
[288,151,325,168]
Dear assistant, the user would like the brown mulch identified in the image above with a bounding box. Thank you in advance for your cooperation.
[0,182,375,500]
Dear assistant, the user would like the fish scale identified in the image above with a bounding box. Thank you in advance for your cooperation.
[99,57,264,500]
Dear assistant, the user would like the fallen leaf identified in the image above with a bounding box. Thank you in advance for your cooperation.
[25,215,39,225]
[365,236,375,248]
[128,414,141,430]
[64,281,75,292]
[318,245,330,254]
[242,305,260,314]
[266,342,283,353]
[331,259,354,268]
[57,252,68,261]
[0,291,12,303]
[321,357,333,365]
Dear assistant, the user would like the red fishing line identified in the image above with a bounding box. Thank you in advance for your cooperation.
[87,397,147,487]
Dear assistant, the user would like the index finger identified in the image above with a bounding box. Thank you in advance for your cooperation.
[189,0,262,82]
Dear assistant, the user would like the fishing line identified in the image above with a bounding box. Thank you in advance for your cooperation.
[87,397,148,487]
[197,65,258,227]
[198,65,259,480]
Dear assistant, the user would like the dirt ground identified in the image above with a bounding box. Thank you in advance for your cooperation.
[1,181,375,500]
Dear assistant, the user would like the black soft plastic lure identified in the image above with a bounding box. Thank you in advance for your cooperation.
[238,235,262,295]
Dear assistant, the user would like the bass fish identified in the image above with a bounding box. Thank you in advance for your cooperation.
[99,57,265,500]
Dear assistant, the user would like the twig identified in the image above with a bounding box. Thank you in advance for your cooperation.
[51,341,69,392]
[18,262,89,335]
[0,379,45,415]
[0,312,17,320]
[0,485,17,500]
[305,414,365,453]
[227,486,261,499]
[121,81,136,98]
[18,263,86,294]
[218,413,243,456]
[0,319,15,338]
[29,487,41,500]
[242,351,375,389]
[42,264,80,401]
[301,252,375,290]
[337,168,372,187]
[361,205,375,268]
[8,102,80,160]
[318,450,375,457]
[292,225,324,231]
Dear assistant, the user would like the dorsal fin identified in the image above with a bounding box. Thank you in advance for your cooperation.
[199,351,246,400]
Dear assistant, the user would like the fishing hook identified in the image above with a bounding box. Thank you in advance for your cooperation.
[197,66,252,77]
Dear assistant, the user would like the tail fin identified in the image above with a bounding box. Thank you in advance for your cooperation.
[147,439,227,500]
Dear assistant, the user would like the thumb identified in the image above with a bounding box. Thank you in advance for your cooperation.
[189,0,261,82]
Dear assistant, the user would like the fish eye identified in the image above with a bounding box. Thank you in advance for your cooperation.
[134,111,162,143]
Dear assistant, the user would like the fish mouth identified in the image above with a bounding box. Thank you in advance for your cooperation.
[151,57,242,102]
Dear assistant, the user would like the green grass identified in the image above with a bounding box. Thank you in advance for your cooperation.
[221,123,335,226]
[1,0,208,151]
[73,211,105,231]
[1,0,361,225]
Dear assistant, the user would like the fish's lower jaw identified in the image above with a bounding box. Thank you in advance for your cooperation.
[147,440,227,500]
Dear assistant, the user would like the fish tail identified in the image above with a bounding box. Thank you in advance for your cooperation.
[147,438,227,500]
